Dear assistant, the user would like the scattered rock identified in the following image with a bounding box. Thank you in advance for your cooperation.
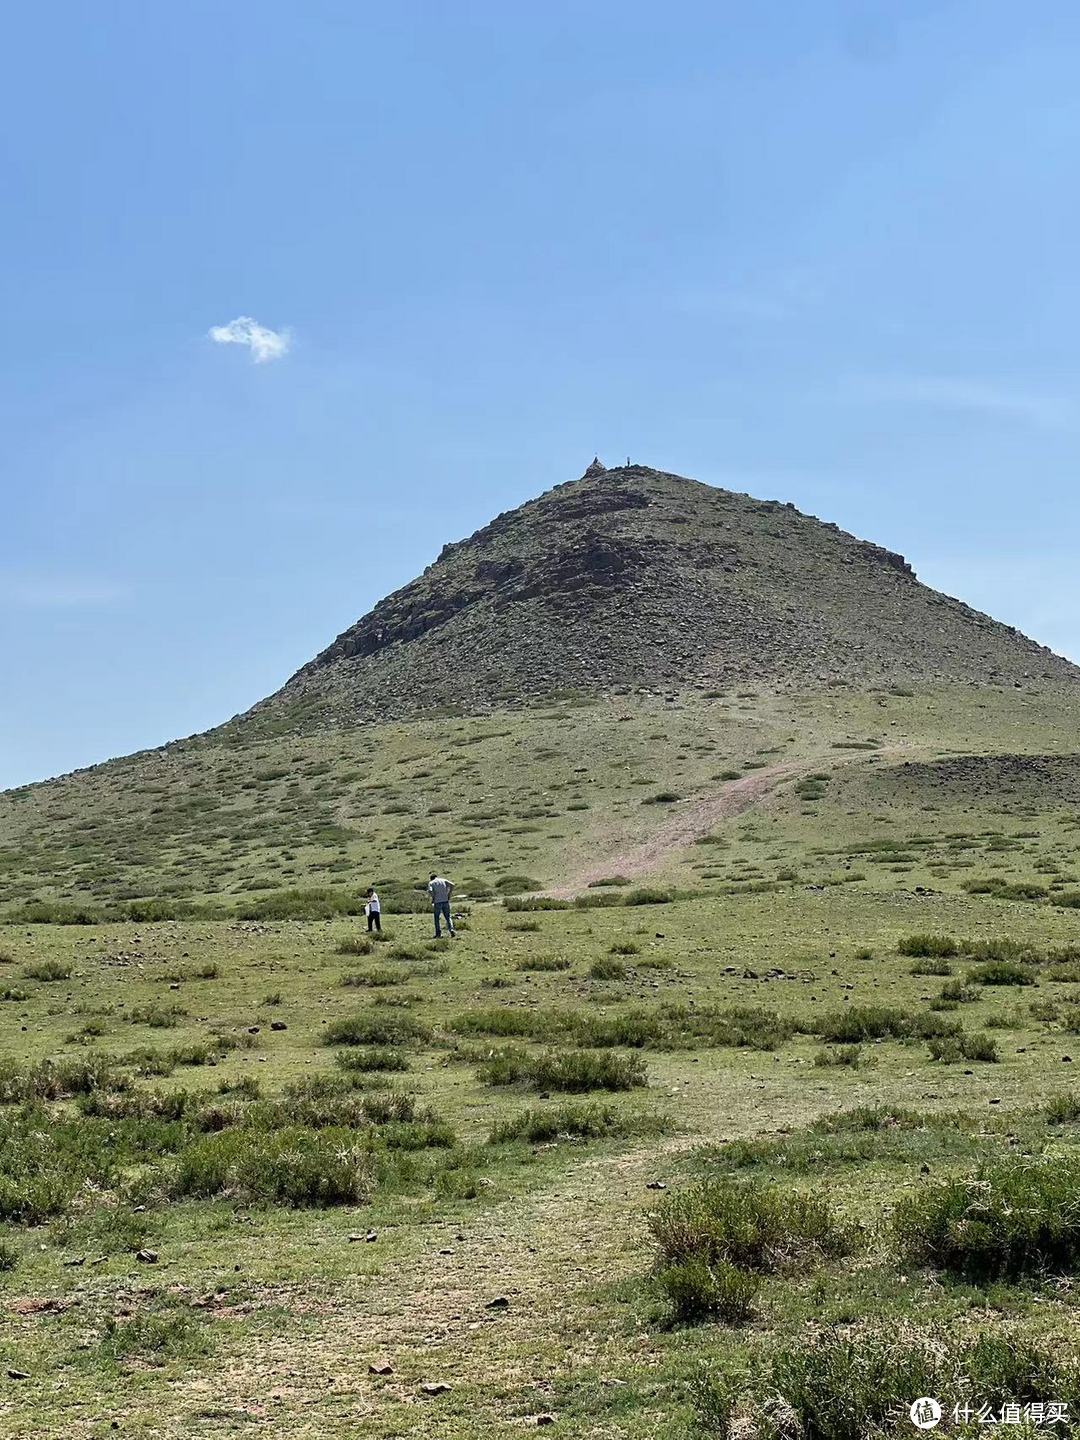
[368,1361,394,1376]
[6,1369,29,1381]
[420,1381,451,1396]
[485,1295,510,1310]
[135,1249,159,1265]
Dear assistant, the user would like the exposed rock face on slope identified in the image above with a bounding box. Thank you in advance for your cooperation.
[244,462,1077,729]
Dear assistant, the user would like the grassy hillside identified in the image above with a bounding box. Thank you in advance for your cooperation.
[3,680,1080,1436]
[3,681,1079,919]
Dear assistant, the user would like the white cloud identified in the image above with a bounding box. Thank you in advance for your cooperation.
[849,375,1072,429]
[208,316,290,363]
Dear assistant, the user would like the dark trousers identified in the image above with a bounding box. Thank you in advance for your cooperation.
[367,911,381,932]
[433,900,453,936]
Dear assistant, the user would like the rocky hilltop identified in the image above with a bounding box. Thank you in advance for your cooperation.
[244,461,1077,729]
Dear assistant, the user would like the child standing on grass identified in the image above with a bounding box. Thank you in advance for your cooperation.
[365,886,381,933]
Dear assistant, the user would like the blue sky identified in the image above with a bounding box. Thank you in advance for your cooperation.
[3,0,1079,789]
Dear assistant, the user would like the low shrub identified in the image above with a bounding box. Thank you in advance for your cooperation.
[698,1330,1079,1440]
[489,1100,656,1144]
[1045,1092,1080,1125]
[503,897,571,912]
[968,960,1038,986]
[0,1054,127,1104]
[638,954,674,971]
[939,979,981,1003]
[450,1007,560,1039]
[530,1049,647,1092]
[478,1047,647,1093]
[623,887,674,906]
[813,1006,959,1043]
[387,943,426,962]
[98,1308,209,1365]
[898,934,958,958]
[23,959,73,982]
[589,957,627,980]
[471,1046,532,1086]
[129,1004,187,1028]
[894,1153,1080,1279]
[927,1033,999,1063]
[336,936,374,957]
[813,1044,863,1068]
[515,955,570,972]
[663,1003,795,1051]
[235,887,364,922]
[334,1047,410,1073]
[322,1013,431,1046]
[173,1127,375,1206]
[573,1011,666,1048]
[0,1118,87,1224]
[340,968,401,988]
[651,1178,846,1277]
[965,937,1041,963]
[910,959,953,976]
[657,1256,758,1325]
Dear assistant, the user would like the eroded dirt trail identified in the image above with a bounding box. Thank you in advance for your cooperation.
[549,760,807,897]
[171,1066,821,1436]
[173,1136,697,1437]
[551,744,920,896]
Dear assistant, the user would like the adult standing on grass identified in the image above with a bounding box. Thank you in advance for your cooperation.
[428,872,455,938]
[365,886,381,934]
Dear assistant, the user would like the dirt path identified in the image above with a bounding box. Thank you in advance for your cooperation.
[549,759,807,897]
[550,743,921,897]
[171,1135,698,1437]
[171,1063,829,1436]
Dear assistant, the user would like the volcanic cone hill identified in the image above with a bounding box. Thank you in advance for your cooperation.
[242,461,1078,735]
[3,459,1080,916]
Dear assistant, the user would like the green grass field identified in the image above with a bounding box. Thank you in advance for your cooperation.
[3,683,1080,1436]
